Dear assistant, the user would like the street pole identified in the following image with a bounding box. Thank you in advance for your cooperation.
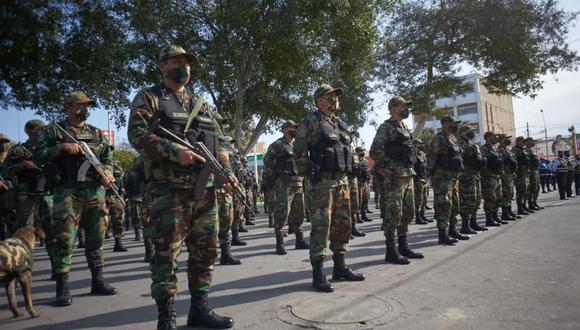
[107,109,113,149]
[526,122,530,138]
[540,110,549,158]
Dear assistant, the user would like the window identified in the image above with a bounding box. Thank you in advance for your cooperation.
[458,103,478,116]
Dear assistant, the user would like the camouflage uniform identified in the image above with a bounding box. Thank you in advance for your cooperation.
[355,150,371,221]
[230,146,249,240]
[457,130,486,233]
[370,113,423,263]
[480,140,506,226]
[0,134,16,240]
[294,84,364,293]
[348,144,365,237]
[498,138,519,220]
[218,139,243,263]
[106,161,127,251]
[511,141,532,214]
[263,131,309,255]
[413,148,429,224]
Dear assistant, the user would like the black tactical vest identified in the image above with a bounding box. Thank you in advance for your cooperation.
[384,121,416,165]
[462,140,484,170]
[275,139,298,176]
[483,145,504,175]
[15,142,46,192]
[309,112,353,173]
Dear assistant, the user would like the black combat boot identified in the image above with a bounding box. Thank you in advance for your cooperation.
[220,242,241,265]
[156,297,177,330]
[332,254,365,281]
[351,218,366,237]
[231,228,247,246]
[384,234,409,265]
[144,239,154,263]
[245,217,255,226]
[501,207,514,221]
[517,203,529,215]
[415,212,428,225]
[398,235,424,259]
[275,231,287,255]
[523,201,535,213]
[77,230,85,249]
[469,214,487,231]
[355,212,364,224]
[438,227,458,245]
[134,227,142,241]
[366,207,374,213]
[528,199,541,210]
[311,260,334,292]
[361,211,372,222]
[90,266,118,295]
[294,231,310,250]
[508,205,521,219]
[492,210,508,225]
[238,223,248,233]
[460,215,477,235]
[113,237,128,252]
[448,226,470,240]
[485,212,500,227]
[55,273,72,306]
[533,200,544,210]
[187,291,234,329]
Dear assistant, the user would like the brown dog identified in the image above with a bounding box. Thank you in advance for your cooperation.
[0,225,44,318]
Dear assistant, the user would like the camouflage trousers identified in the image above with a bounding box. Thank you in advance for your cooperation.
[358,181,370,213]
[15,193,55,259]
[147,184,218,298]
[383,175,415,236]
[501,172,515,208]
[529,170,540,202]
[129,198,144,230]
[106,194,125,238]
[232,185,246,230]
[459,172,481,218]
[273,179,305,234]
[307,177,351,262]
[431,174,459,229]
[349,177,360,213]
[52,186,108,273]
[414,177,428,213]
[515,170,529,206]
[265,188,276,219]
[217,189,233,245]
[481,173,502,213]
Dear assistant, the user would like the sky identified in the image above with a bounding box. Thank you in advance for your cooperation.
[1,0,579,149]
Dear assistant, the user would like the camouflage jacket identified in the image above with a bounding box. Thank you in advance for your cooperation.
[34,120,112,186]
[4,140,48,194]
[427,132,462,178]
[370,118,415,178]
[498,145,517,174]
[414,150,428,180]
[511,145,529,173]
[480,143,503,176]
[458,138,483,175]
[123,156,146,201]
[264,136,303,185]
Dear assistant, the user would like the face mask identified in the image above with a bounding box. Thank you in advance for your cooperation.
[166,66,190,84]
[0,142,9,152]
[288,130,296,138]
[504,139,511,146]
[465,131,475,140]
[76,108,90,121]
[448,125,458,134]
[400,108,410,119]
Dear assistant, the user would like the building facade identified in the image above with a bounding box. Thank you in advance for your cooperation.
[414,73,516,144]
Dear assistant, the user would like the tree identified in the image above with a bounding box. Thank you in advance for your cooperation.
[112,150,136,171]
[376,0,579,136]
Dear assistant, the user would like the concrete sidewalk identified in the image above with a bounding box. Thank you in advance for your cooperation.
[2,191,580,329]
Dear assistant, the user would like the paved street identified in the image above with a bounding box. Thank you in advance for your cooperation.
[2,190,580,330]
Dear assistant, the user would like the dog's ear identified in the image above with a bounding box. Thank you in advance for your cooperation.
[35,227,46,240]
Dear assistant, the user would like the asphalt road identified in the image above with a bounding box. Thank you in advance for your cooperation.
[2,190,580,329]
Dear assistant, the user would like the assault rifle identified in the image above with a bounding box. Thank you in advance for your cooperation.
[157,125,254,217]
[53,123,125,207]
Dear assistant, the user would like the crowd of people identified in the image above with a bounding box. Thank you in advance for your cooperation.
[1,44,579,330]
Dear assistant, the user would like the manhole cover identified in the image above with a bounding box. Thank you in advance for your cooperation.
[277,292,403,328]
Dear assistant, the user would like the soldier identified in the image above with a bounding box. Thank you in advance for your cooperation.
[0,133,16,239]
[356,147,372,222]
[127,45,234,329]
[294,84,365,293]
[229,138,249,241]
[427,116,463,245]
[106,160,128,252]
[4,120,56,274]
[34,91,118,307]
[347,140,366,237]
[512,137,533,214]
[457,126,487,233]
[240,157,255,226]
[413,139,429,225]
[263,120,310,255]
[261,167,275,227]
[525,138,543,209]
[370,96,424,264]
[564,150,575,197]
[498,134,520,220]
[480,132,507,227]
[574,154,580,195]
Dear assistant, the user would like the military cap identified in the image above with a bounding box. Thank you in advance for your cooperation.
[158,45,196,63]
[515,136,525,142]
[524,137,536,143]
[281,120,297,130]
[483,131,499,139]
[25,119,46,131]
[314,84,343,100]
[458,125,473,133]
[0,133,10,142]
[440,115,461,125]
[64,91,96,106]
[388,96,412,109]
[355,146,366,153]
[497,133,512,140]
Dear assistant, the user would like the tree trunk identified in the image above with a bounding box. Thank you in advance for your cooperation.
[241,114,270,156]
[413,52,434,137]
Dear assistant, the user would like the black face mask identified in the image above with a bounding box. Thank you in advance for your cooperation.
[465,131,475,140]
[288,130,296,138]
[503,139,511,146]
[448,125,458,134]
[400,108,410,119]
[76,108,90,121]
[166,66,190,84]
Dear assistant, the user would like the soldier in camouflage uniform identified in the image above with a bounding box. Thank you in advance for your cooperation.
[370,96,424,264]
[0,133,16,240]
[427,116,464,245]
[480,132,508,227]
[356,147,372,222]
[263,120,310,255]
[348,142,366,237]
[127,45,234,329]
[512,137,533,215]
[106,160,128,252]
[295,84,365,293]
[241,157,255,226]
[525,138,543,210]
[34,91,118,307]
[261,166,275,227]
[457,126,487,234]
[498,134,520,220]
[4,120,57,275]
[229,139,249,244]
[413,140,429,225]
